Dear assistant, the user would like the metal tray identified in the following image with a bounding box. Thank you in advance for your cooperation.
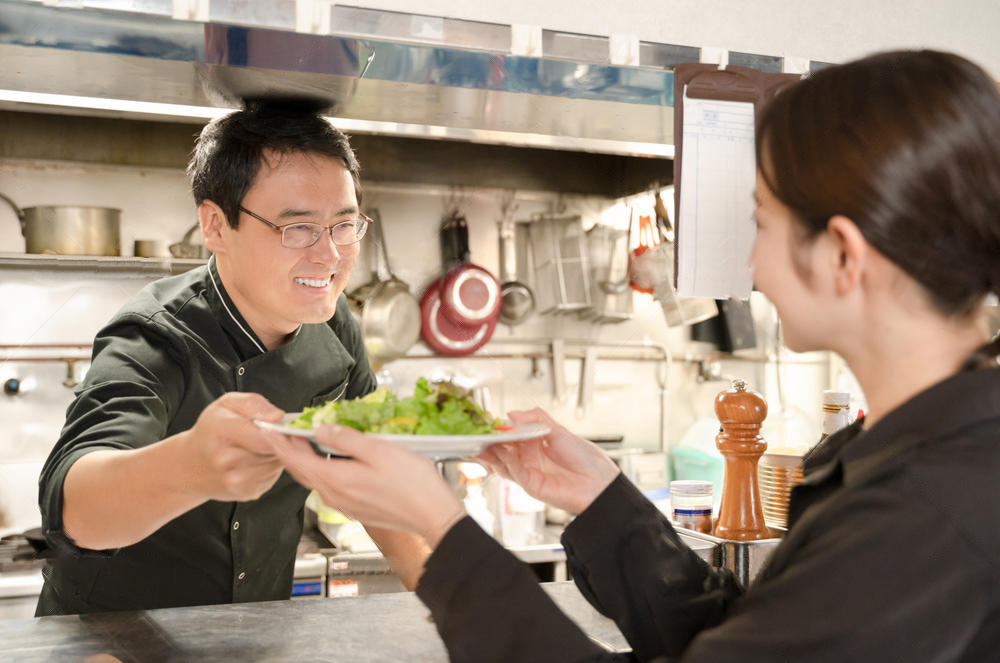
[678,527,786,588]
[675,531,718,566]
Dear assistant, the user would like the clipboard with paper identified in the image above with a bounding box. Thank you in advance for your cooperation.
[671,64,799,301]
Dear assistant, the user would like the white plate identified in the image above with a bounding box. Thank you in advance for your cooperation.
[254,414,549,459]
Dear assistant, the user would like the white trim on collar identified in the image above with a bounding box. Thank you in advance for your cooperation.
[207,255,266,355]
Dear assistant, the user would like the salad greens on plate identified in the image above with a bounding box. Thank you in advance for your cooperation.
[289,377,502,436]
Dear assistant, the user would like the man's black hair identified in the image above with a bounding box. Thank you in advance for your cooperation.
[188,98,362,228]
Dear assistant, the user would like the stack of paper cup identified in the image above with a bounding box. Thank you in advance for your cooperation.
[758,451,804,528]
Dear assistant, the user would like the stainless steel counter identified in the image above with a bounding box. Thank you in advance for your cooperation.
[0,582,628,662]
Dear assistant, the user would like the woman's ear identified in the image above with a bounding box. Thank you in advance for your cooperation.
[198,201,228,254]
[826,215,868,297]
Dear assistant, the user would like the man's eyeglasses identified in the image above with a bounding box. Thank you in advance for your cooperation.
[239,206,372,249]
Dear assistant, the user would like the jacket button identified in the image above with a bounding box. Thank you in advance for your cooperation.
[238,367,245,376]
[238,571,246,580]
[233,521,240,531]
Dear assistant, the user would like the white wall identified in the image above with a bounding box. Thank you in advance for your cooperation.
[353,0,1000,76]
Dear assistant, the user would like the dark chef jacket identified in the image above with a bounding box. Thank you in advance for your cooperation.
[416,366,1000,662]
[36,256,375,616]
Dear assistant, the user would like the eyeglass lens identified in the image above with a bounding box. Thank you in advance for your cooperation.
[282,220,367,248]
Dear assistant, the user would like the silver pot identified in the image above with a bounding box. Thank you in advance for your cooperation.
[133,239,172,258]
[1,193,121,256]
[348,210,420,365]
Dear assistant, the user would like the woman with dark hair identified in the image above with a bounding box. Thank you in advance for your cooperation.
[274,50,1000,661]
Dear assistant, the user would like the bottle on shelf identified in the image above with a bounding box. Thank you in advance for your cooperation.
[820,390,852,441]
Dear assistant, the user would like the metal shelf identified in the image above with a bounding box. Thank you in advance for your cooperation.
[0,252,206,276]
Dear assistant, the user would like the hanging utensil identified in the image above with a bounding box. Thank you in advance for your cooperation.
[420,214,500,356]
[528,213,591,315]
[352,209,421,363]
[346,217,383,308]
[653,188,674,239]
[169,222,211,259]
[438,210,502,328]
[651,237,719,327]
[584,224,633,324]
[576,346,597,418]
[551,339,566,402]
[497,193,535,326]
[628,210,670,294]
[419,276,498,357]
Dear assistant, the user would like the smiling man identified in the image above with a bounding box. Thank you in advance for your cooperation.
[35,102,425,615]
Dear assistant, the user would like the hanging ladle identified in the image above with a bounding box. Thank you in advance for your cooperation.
[497,194,535,326]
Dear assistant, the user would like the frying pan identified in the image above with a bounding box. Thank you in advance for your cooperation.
[438,213,501,327]
[420,276,498,356]
[349,210,421,362]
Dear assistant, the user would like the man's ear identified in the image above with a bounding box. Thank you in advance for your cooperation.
[826,215,868,297]
[199,201,229,254]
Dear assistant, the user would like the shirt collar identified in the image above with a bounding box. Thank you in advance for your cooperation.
[203,254,269,360]
[804,367,1000,487]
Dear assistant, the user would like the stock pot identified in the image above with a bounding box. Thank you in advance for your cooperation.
[1,192,121,256]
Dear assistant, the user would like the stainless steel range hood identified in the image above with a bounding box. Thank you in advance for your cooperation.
[0,0,676,158]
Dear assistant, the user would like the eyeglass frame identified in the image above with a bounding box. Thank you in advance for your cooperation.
[238,206,373,248]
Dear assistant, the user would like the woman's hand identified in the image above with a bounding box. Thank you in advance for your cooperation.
[271,426,465,548]
[477,408,619,515]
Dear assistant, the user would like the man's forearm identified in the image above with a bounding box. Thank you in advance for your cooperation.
[364,525,430,591]
[61,431,206,551]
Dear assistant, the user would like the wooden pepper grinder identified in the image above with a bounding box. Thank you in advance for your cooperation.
[713,378,771,541]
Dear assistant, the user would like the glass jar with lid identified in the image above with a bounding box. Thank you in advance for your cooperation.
[670,480,714,534]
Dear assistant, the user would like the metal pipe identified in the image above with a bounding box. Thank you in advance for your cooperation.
[0,343,92,350]
[397,337,676,452]
[0,356,89,363]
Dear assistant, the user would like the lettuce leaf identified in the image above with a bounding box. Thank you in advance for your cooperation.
[289,378,499,435]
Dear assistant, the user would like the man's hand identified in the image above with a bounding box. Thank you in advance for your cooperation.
[180,392,288,502]
[63,392,289,550]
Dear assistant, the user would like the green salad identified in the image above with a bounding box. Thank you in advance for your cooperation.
[289,377,501,435]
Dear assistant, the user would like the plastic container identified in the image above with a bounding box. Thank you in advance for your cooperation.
[458,462,495,535]
[670,446,724,499]
[641,487,672,519]
[670,480,714,534]
[486,477,545,547]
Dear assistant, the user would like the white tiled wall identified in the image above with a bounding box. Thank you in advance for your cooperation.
[0,156,835,536]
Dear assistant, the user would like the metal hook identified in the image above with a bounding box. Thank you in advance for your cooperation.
[499,189,518,221]
[445,187,461,217]
[62,360,78,389]
[359,41,376,79]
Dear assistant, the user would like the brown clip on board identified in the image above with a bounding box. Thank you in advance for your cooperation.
[671,64,800,289]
